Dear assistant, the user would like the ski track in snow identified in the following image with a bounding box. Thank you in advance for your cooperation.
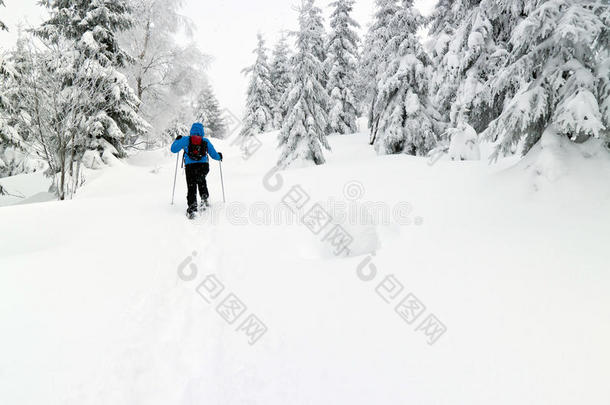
[1,133,610,404]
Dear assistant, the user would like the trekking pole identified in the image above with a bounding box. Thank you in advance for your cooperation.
[171,152,181,205]
[219,160,226,203]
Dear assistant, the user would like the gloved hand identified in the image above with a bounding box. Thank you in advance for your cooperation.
[218,152,223,161]
[176,135,183,140]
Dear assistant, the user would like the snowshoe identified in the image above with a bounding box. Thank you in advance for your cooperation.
[186,204,198,220]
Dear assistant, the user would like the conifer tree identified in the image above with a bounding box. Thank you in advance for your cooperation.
[426,0,537,159]
[359,0,399,139]
[0,0,7,31]
[305,0,327,88]
[35,0,148,161]
[325,0,360,135]
[193,82,227,139]
[6,29,36,146]
[427,0,472,125]
[277,0,331,168]
[0,16,23,176]
[240,33,275,137]
[372,0,442,156]
[270,34,292,130]
[0,0,12,152]
[0,64,20,177]
[484,0,610,159]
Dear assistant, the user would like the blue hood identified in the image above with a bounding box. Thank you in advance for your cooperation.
[190,123,205,136]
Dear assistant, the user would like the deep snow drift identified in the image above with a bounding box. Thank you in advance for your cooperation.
[1,133,609,405]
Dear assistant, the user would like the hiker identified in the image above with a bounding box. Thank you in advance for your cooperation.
[171,122,223,218]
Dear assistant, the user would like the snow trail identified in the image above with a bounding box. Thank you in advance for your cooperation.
[1,133,609,404]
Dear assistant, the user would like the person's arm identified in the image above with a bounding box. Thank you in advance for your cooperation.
[206,139,222,161]
[171,136,189,154]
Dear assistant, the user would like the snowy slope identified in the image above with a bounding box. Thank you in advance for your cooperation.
[1,133,609,405]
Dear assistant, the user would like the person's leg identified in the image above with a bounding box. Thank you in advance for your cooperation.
[198,162,210,201]
[185,164,198,213]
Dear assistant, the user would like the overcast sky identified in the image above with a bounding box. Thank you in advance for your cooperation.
[0,0,437,117]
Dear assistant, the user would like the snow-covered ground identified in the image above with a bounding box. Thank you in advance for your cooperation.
[1,133,609,404]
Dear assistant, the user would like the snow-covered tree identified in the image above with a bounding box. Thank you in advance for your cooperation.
[270,34,292,130]
[358,0,399,139]
[240,33,275,137]
[121,0,209,146]
[16,43,118,199]
[305,0,327,88]
[372,0,442,156]
[6,29,37,144]
[0,20,25,176]
[427,0,477,126]
[325,0,360,135]
[192,81,227,139]
[484,0,610,159]
[277,0,331,167]
[0,63,22,177]
[163,116,190,145]
[35,0,149,162]
[0,29,40,177]
[425,0,502,159]
[0,0,7,31]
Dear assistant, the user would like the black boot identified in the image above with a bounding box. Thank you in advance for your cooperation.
[200,194,210,210]
[186,203,198,219]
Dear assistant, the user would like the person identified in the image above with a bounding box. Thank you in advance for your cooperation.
[171,122,223,218]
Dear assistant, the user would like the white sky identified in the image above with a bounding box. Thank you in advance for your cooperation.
[0,0,437,117]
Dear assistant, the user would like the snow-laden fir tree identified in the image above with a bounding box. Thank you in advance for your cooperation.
[270,34,292,130]
[6,29,36,144]
[0,58,21,177]
[306,0,328,88]
[484,0,610,159]
[239,33,275,137]
[427,0,478,126]
[372,0,442,156]
[36,0,148,164]
[358,0,399,140]
[192,82,227,139]
[0,29,41,177]
[426,0,506,159]
[277,0,331,168]
[325,0,360,135]
[0,0,7,31]
[0,0,13,165]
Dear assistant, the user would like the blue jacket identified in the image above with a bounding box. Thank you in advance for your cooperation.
[171,123,221,165]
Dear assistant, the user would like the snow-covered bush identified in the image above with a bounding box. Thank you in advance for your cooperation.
[162,118,190,147]
[447,122,480,161]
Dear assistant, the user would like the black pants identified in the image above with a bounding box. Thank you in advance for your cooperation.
[185,163,210,211]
